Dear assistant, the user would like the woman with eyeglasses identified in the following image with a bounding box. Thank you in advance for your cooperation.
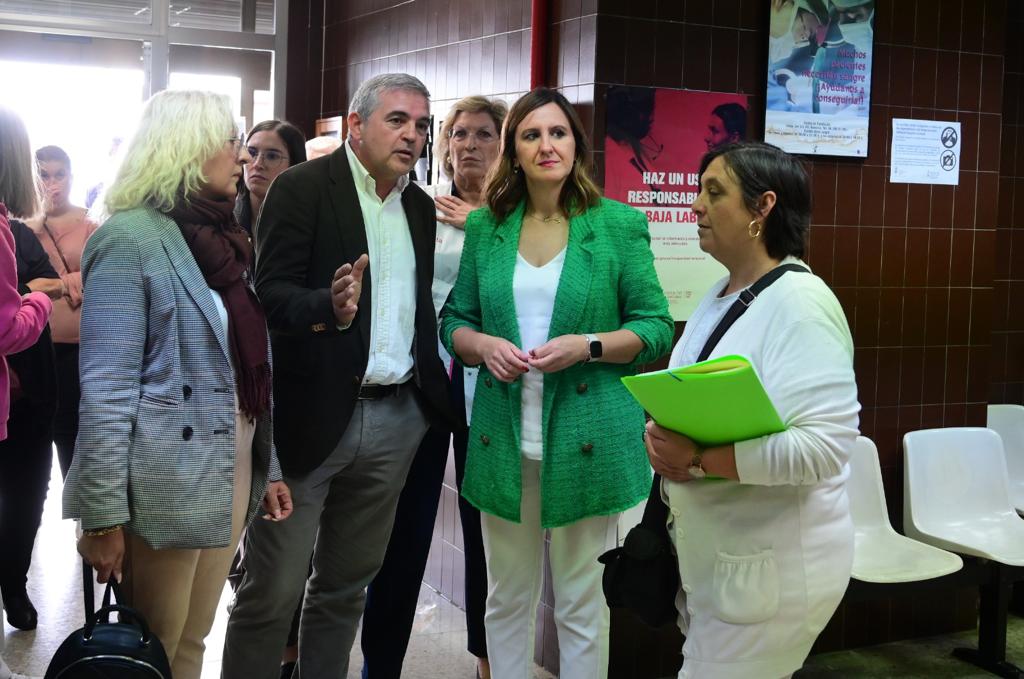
[63,90,293,679]
[235,120,307,240]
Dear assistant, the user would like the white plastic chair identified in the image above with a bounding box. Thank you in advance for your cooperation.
[848,436,962,583]
[903,428,1024,566]
[986,404,1024,514]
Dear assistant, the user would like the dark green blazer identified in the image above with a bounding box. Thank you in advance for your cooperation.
[441,198,673,527]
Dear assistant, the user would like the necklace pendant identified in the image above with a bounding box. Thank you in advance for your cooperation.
[529,212,564,224]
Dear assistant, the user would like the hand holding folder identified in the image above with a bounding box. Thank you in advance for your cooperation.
[621,355,785,447]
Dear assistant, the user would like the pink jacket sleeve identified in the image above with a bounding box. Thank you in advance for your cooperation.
[0,204,51,355]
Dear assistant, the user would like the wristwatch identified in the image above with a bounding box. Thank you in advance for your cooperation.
[687,449,707,479]
[584,334,603,362]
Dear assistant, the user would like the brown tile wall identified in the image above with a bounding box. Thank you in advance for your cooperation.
[810,0,1003,652]
[285,0,327,137]
[992,2,1024,402]
[284,0,1020,673]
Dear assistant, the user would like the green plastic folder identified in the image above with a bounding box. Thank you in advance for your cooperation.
[621,355,785,447]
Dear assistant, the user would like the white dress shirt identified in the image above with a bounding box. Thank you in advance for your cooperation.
[345,141,417,386]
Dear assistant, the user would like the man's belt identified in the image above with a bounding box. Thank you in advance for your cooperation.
[356,383,403,400]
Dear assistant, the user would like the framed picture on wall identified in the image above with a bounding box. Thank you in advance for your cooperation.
[314,115,345,138]
[764,0,875,157]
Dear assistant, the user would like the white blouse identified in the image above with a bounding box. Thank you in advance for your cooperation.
[669,285,738,367]
[513,247,566,460]
[209,289,229,335]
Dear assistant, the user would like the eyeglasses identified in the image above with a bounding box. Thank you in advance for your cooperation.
[448,128,498,145]
[247,146,289,167]
[225,137,244,153]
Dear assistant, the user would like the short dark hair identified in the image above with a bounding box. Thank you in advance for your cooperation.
[36,145,72,170]
[711,103,747,140]
[698,141,810,260]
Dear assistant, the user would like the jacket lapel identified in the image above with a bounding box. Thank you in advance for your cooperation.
[327,145,372,350]
[483,202,525,348]
[158,213,231,362]
[402,185,433,290]
[547,210,594,340]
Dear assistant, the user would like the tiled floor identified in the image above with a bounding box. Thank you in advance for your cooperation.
[3,457,1023,678]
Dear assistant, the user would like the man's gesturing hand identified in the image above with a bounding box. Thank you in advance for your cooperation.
[332,254,369,327]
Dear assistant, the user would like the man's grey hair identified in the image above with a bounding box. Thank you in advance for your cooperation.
[348,73,431,122]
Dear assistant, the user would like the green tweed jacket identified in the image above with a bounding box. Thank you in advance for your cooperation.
[441,198,674,527]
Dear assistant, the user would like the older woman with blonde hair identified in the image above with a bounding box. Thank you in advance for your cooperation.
[63,89,292,679]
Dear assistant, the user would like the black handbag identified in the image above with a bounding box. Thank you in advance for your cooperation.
[45,560,172,678]
[599,263,808,628]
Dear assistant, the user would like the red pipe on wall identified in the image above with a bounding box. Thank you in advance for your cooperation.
[530,0,549,89]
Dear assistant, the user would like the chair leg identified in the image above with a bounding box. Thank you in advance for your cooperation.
[952,564,1024,679]
[1011,581,1024,617]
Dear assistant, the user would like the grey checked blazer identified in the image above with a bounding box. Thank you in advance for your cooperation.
[62,206,282,550]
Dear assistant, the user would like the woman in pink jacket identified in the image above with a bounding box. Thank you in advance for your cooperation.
[0,105,53,679]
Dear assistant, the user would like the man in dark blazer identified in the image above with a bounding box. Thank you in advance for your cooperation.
[223,73,455,679]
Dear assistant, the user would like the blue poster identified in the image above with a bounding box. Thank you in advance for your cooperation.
[764,0,874,157]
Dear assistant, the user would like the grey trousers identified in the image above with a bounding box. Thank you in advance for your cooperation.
[221,390,429,679]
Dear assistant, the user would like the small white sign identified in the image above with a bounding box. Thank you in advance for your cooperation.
[890,118,961,185]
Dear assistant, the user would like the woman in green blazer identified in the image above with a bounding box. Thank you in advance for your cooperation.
[440,88,673,679]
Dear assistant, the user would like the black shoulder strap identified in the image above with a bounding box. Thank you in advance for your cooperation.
[696,263,808,363]
[643,262,808,527]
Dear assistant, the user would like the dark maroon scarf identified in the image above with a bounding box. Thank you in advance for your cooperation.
[169,195,270,420]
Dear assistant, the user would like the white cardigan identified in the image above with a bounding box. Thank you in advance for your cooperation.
[665,260,860,679]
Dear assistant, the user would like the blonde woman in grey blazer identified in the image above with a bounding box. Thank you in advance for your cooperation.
[62,90,292,679]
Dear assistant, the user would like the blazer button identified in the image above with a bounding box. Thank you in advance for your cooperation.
[480,434,491,446]
[581,442,594,454]
[576,383,588,394]
[183,385,192,400]
[484,377,493,388]
[182,426,194,441]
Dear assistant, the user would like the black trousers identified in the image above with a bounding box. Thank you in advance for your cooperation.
[0,398,54,595]
[52,342,80,478]
[360,367,488,679]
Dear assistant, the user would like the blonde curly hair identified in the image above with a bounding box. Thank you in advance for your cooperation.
[434,96,508,180]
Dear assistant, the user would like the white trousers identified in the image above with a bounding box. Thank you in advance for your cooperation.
[480,458,618,679]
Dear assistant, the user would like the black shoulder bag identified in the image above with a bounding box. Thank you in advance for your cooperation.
[598,263,808,628]
[45,560,172,678]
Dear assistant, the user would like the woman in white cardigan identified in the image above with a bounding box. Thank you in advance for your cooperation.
[645,141,859,679]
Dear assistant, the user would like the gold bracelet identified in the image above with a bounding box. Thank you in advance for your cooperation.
[83,525,123,537]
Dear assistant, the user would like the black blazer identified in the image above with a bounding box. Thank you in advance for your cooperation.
[254,145,456,476]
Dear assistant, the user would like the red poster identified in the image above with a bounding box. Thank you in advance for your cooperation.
[604,87,748,320]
